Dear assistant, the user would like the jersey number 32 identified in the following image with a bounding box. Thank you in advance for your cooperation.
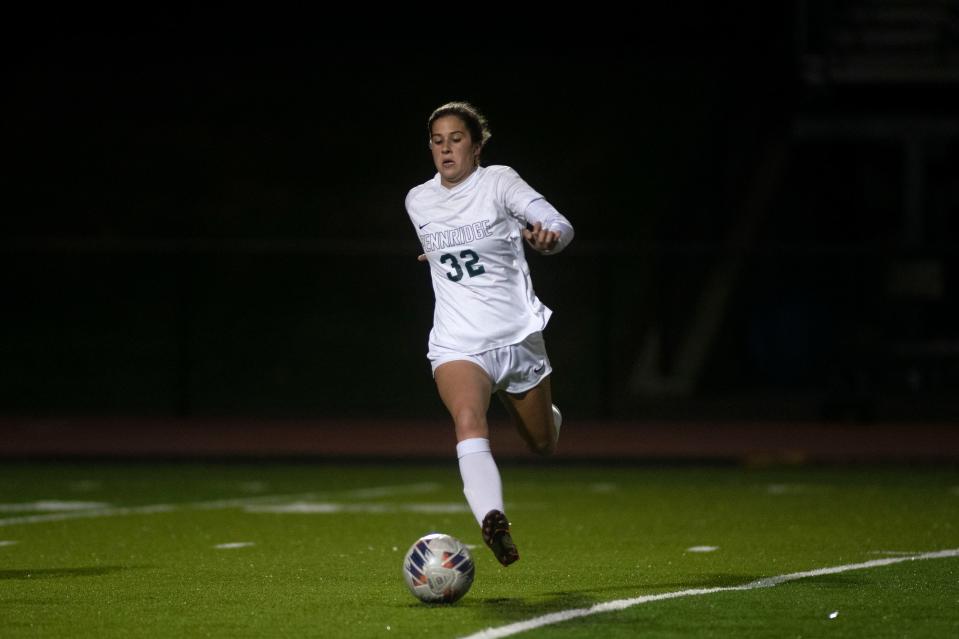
[441,250,485,282]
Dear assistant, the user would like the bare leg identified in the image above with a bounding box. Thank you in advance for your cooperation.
[497,375,557,456]
[435,359,519,566]
[434,360,493,442]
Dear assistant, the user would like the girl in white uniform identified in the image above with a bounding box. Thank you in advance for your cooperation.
[405,101,574,567]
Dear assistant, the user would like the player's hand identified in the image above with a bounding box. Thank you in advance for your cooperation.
[417,254,427,262]
[523,222,561,254]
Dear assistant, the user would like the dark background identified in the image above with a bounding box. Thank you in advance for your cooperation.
[3,4,958,426]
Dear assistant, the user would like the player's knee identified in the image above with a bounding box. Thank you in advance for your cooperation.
[529,435,555,457]
[452,409,488,440]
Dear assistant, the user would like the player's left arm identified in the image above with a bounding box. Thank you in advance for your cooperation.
[522,198,575,255]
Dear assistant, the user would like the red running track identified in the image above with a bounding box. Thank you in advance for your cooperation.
[1,418,957,462]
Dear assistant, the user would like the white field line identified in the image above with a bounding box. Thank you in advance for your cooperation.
[244,502,468,514]
[0,504,178,527]
[458,549,959,639]
[214,542,256,550]
[0,482,440,528]
[0,501,111,512]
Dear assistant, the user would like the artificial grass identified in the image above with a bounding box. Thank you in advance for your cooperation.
[0,462,956,637]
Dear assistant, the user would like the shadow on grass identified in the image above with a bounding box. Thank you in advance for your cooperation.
[447,574,777,622]
[396,572,861,620]
[396,592,596,616]
[0,566,136,580]
[461,592,601,622]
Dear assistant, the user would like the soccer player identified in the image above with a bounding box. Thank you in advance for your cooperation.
[405,101,574,566]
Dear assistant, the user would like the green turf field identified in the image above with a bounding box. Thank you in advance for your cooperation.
[1,462,956,637]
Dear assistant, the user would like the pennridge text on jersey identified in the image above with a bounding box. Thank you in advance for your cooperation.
[419,219,493,253]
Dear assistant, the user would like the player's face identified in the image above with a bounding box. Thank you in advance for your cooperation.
[430,116,481,188]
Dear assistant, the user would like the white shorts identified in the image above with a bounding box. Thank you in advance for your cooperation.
[428,331,552,394]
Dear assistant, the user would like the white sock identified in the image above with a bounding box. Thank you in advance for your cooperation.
[456,437,504,526]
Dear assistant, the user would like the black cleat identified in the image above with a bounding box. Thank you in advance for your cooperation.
[481,509,519,566]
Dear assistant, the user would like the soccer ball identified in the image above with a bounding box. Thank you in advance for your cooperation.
[402,533,475,604]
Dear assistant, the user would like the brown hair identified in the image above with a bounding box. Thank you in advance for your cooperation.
[428,101,492,151]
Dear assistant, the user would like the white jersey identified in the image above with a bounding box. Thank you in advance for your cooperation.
[405,165,553,355]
